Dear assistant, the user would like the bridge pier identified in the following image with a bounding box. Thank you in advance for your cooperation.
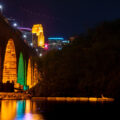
[0,14,41,91]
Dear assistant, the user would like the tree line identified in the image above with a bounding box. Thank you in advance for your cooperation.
[31,20,120,99]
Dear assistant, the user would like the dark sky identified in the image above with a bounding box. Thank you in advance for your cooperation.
[1,0,120,39]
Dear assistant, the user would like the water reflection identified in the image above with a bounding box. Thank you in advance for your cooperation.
[0,100,44,120]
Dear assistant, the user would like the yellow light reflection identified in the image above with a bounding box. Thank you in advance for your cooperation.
[3,39,17,86]
[0,100,17,120]
[0,100,44,120]
[25,100,31,113]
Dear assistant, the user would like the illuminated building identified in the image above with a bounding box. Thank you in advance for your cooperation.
[3,39,17,86]
[32,24,45,48]
[27,58,32,88]
[17,53,25,86]
[48,37,69,50]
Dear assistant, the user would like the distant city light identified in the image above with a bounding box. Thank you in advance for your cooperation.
[23,35,27,38]
[13,23,18,27]
[44,43,48,50]
[18,27,32,31]
[0,4,3,14]
[39,53,42,57]
[58,47,62,50]
[36,49,38,52]
[48,37,64,40]
[30,43,33,46]
[62,40,70,43]
[0,5,3,9]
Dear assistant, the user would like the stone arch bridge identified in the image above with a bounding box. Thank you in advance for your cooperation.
[0,15,40,90]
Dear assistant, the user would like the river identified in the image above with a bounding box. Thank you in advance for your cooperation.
[0,100,118,120]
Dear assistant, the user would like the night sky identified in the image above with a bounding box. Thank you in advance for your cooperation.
[1,0,120,39]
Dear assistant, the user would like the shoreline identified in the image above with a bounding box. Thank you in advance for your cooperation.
[0,93,115,102]
[0,92,31,100]
[31,97,114,102]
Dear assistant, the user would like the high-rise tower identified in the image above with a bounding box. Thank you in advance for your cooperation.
[32,24,45,48]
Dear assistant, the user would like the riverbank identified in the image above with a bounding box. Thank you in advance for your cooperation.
[0,92,114,102]
[0,92,31,100]
[32,97,114,102]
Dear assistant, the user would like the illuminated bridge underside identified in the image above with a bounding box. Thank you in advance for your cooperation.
[17,53,25,85]
[33,63,38,86]
[0,49,1,81]
[3,39,17,84]
[27,58,32,88]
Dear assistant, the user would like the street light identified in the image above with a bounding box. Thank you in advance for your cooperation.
[39,53,42,57]
[30,43,33,47]
[13,23,18,27]
[0,4,3,14]
[23,35,27,38]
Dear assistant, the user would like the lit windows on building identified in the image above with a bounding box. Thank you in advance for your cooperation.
[48,37,69,50]
[32,24,45,48]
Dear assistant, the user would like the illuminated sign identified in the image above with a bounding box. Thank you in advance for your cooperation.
[48,37,64,40]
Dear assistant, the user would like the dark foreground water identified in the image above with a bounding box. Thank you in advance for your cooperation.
[0,100,119,120]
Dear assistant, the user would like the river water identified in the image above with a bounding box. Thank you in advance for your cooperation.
[0,100,118,120]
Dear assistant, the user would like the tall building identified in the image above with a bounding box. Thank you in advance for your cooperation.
[32,24,45,48]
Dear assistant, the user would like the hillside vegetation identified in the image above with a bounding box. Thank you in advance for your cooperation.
[32,20,120,99]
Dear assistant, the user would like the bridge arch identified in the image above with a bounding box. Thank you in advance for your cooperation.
[2,39,17,84]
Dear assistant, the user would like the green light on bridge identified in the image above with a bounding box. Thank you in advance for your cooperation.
[24,61,29,90]
[24,61,27,86]
[17,53,25,85]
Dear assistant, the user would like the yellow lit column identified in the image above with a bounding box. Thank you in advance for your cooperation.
[3,39,17,85]
[33,63,38,86]
[0,48,1,82]
[27,58,32,88]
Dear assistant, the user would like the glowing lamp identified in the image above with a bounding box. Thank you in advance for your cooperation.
[39,53,42,57]
[13,23,18,27]
[44,43,48,50]
[23,35,27,38]
[0,5,3,9]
